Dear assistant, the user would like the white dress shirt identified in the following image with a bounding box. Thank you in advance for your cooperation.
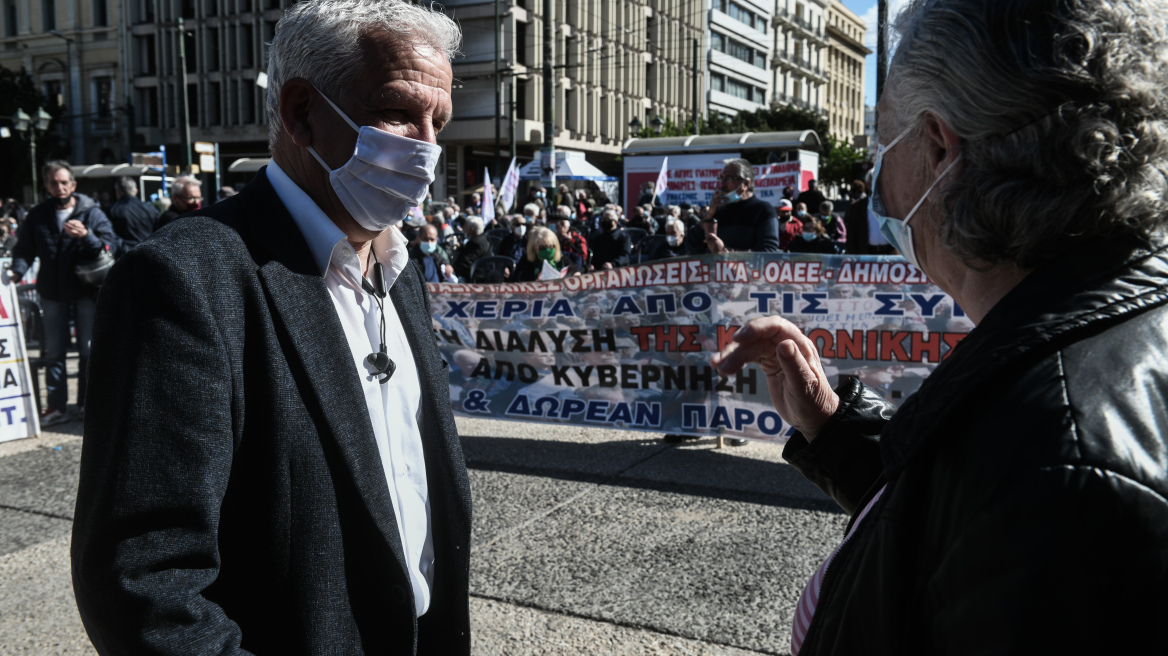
[267,161,434,616]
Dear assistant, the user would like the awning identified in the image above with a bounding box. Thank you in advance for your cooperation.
[72,163,161,178]
[620,130,822,156]
[518,150,618,182]
[229,157,270,173]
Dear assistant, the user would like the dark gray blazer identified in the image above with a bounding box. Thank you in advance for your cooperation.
[71,171,472,655]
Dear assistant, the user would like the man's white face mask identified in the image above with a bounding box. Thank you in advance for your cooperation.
[306,88,441,232]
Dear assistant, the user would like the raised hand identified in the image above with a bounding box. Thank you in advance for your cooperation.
[712,316,839,441]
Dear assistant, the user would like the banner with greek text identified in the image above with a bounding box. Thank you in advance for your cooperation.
[0,261,41,443]
[430,253,973,443]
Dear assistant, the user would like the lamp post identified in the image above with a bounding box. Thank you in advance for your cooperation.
[651,115,665,134]
[628,116,642,137]
[10,107,54,204]
[49,29,83,166]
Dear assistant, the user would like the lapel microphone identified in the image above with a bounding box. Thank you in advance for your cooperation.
[360,259,396,384]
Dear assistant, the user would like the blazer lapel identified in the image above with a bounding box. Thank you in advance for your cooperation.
[240,170,410,576]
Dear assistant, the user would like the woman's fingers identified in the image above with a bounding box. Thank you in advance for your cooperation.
[713,317,807,375]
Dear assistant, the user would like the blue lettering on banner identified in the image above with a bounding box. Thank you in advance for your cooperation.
[682,404,707,429]
[501,300,527,319]
[909,293,945,317]
[682,291,712,312]
[505,394,531,416]
[585,400,609,422]
[560,398,586,418]
[533,396,560,418]
[874,293,903,316]
[608,402,633,424]
[757,411,784,435]
[750,292,777,313]
[801,293,828,315]
[710,407,733,429]
[783,292,795,314]
[547,299,574,317]
[474,301,499,319]
[733,408,755,431]
[445,301,470,318]
[0,406,15,424]
[646,294,676,314]
[611,295,642,316]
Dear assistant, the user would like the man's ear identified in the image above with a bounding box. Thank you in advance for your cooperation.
[922,111,962,174]
[279,78,317,148]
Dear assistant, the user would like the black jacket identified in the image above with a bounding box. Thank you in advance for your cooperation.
[588,228,633,269]
[686,196,781,254]
[10,194,119,302]
[785,236,1168,654]
[106,195,161,255]
[72,171,472,655]
[453,234,491,280]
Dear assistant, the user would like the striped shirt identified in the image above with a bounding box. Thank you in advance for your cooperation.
[791,485,887,655]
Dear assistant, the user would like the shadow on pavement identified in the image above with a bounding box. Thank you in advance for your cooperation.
[460,434,841,514]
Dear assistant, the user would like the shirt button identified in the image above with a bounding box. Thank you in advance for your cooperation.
[342,248,353,258]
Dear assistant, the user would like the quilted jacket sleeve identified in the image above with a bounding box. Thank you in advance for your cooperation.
[782,377,895,516]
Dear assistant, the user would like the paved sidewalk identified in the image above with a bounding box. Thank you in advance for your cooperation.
[0,413,844,655]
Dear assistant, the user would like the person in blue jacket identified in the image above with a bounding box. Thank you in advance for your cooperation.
[6,161,120,425]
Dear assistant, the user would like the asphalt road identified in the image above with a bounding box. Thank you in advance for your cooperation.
[0,414,846,655]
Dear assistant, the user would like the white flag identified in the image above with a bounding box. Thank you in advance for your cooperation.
[499,157,520,212]
[481,167,496,223]
[652,156,669,203]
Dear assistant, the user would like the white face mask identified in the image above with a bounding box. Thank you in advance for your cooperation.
[667,235,680,247]
[869,123,961,268]
[513,225,527,238]
[306,89,441,232]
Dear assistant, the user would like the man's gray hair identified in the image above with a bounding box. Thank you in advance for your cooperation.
[602,209,619,223]
[554,205,572,219]
[265,0,462,150]
[888,0,1168,269]
[116,176,138,196]
[42,160,73,182]
[463,215,484,236]
[723,158,754,191]
[172,175,200,197]
[522,203,540,217]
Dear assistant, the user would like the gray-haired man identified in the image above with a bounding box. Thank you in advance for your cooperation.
[106,176,160,254]
[72,1,472,653]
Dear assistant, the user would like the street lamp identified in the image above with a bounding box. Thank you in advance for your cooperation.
[49,29,83,166]
[651,115,665,134]
[628,116,642,135]
[10,107,53,204]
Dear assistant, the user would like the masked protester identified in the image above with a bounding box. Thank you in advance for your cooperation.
[155,175,204,230]
[509,227,578,281]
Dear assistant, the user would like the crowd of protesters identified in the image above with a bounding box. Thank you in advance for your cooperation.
[401,163,884,285]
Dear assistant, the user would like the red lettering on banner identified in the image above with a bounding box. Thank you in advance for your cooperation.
[910,332,943,363]
[879,331,910,361]
[716,325,740,352]
[807,328,835,358]
[679,325,702,352]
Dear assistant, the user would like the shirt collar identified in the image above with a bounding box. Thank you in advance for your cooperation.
[266,160,409,292]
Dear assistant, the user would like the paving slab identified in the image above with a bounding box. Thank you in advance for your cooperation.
[0,440,81,520]
[470,596,770,656]
[0,535,96,655]
[473,475,846,655]
[0,507,73,557]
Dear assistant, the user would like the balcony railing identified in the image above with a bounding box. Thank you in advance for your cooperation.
[774,8,826,40]
[773,49,823,77]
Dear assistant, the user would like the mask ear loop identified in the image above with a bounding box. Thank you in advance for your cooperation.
[306,84,362,173]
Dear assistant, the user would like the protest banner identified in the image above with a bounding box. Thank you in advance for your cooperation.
[623,153,819,209]
[430,253,973,443]
[0,262,41,443]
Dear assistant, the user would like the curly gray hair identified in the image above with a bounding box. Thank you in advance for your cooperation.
[265,0,462,150]
[722,158,755,191]
[887,0,1168,269]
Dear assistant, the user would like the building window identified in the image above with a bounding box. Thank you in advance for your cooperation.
[5,0,18,37]
[134,34,156,75]
[188,83,199,126]
[43,80,64,108]
[710,73,724,92]
[41,0,55,31]
[207,27,219,70]
[184,31,197,73]
[241,81,255,123]
[92,0,108,26]
[93,75,113,118]
[727,78,749,100]
[710,32,723,53]
[516,21,528,66]
[207,81,221,125]
[241,24,254,68]
[204,0,217,17]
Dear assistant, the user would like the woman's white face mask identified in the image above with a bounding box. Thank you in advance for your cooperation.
[306,88,441,232]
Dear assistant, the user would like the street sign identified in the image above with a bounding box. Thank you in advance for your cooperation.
[199,154,216,172]
[0,268,42,443]
[194,141,215,155]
